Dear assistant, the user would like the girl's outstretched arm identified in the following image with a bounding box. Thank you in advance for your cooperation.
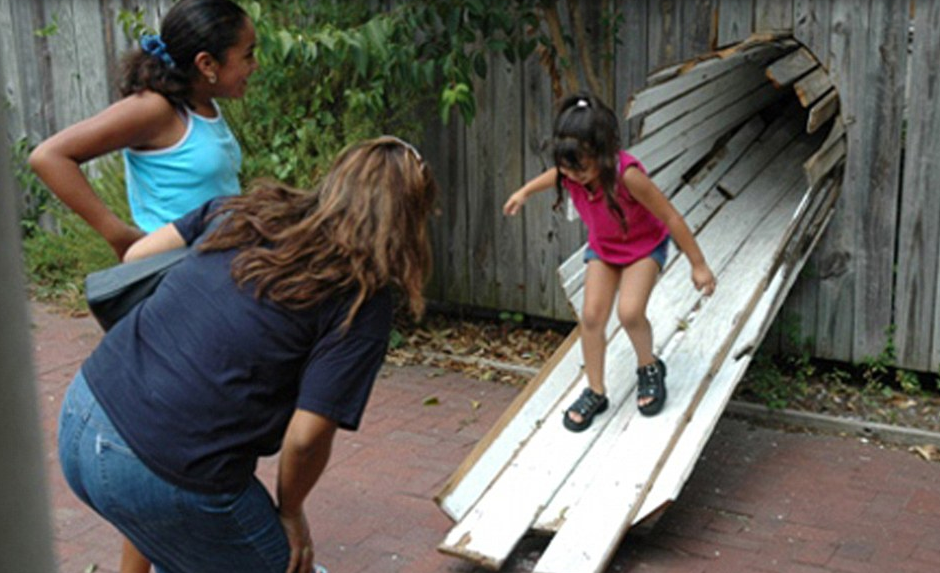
[28,92,181,258]
[624,166,716,295]
[503,167,558,216]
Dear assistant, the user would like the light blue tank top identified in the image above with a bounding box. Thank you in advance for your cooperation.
[123,100,241,232]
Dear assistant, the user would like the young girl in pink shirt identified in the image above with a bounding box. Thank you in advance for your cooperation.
[504,92,716,431]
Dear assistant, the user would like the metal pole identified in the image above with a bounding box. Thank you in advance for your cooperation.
[0,52,58,572]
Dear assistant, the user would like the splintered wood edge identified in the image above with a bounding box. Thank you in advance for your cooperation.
[437,531,503,570]
[434,326,581,506]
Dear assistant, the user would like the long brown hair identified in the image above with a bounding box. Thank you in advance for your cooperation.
[199,136,438,328]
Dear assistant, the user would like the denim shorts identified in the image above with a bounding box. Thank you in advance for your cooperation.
[584,236,670,270]
[58,370,295,573]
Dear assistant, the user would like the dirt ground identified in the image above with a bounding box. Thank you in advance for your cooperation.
[387,312,940,443]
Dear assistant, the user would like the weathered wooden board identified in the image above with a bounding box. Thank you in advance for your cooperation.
[0,0,25,140]
[521,55,558,318]
[614,0,649,143]
[640,62,770,137]
[793,66,833,107]
[717,107,805,197]
[754,0,794,32]
[793,0,832,70]
[688,115,766,194]
[803,116,845,187]
[765,46,817,88]
[440,113,472,306]
[492,56,525,311]
[806,88,839,134]
[649,137,718,197]
[896,0,940,371]
[631,82,785,174]
[717,0,753,48]
[647,0,682,72]
[839,0,906,360]
[806,0,856,361]
[466,71,497,309]
[626,40,795,120]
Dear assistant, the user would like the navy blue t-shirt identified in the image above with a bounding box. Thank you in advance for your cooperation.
[83,199,393,493]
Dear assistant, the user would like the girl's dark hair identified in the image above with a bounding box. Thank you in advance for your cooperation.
[552,91,628,232]
[198,137,439,330]
[119,0,249,109]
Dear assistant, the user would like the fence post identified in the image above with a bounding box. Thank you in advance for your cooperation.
[0,54,58,573]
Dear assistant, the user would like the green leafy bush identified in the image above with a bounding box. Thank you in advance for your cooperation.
[225,0,540,187]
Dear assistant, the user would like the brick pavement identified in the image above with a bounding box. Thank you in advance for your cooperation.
[28,302,940,573]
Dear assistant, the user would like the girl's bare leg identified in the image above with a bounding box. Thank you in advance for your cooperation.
[120,538,151,573]
[575,260,621,419]
[617,257,661,406]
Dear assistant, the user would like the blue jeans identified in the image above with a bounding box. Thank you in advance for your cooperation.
[58,370,294,573]
[584,236,670,269]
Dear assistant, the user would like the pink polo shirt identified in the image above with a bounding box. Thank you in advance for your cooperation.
[564,151,669,266]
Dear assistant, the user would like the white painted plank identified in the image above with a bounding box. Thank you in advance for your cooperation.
[435,332,585,521]
[636,176,840,523]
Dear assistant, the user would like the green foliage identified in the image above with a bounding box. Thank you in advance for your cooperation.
[117,7,156,40]
[225,0,541,187]
[34,14,60,38]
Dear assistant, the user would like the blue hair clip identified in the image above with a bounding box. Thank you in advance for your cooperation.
[140,34,175,68]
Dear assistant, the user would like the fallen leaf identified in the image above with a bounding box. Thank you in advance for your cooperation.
[422,396,440,406]
[470,400,481,410]
[910,444,940,462]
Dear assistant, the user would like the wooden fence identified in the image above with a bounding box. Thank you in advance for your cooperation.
[2,0,938,373]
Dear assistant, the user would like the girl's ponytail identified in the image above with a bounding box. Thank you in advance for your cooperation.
[552,92,628,233]
[118,0,248,110]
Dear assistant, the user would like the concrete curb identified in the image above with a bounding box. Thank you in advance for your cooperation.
[422,350,940,449]
[724,400,940,448]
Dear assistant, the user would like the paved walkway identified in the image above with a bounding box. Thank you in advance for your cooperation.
[30,303,940,573]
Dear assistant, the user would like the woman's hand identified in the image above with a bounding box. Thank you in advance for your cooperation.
[279,509,314,573]
[503,189,528,216]
[692,263,716,296]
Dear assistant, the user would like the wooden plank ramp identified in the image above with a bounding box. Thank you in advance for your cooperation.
[437,35,845,572]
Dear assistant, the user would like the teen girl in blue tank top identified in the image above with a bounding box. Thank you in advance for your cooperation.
[30,1,258,570]
[30,0,257,259]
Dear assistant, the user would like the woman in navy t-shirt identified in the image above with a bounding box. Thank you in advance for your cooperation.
[57,136,437,573]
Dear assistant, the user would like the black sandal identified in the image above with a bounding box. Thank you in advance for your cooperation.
[637,358,667,416]
[563,388,609,432]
